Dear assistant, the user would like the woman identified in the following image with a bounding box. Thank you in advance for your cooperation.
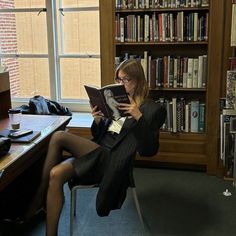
[26,59,166,236]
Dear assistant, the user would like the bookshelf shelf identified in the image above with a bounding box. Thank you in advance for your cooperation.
[116,7,209,13]
[116,42,208,45]
[150,88,206,92]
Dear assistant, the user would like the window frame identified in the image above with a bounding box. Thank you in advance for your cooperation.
[0,0,104,112]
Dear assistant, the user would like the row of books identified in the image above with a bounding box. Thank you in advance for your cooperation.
[115,12,208,42]
[115,52,208,89]
[220,109,236,178]
[156,98,205,133]
[115,0,209,9]
[220,56,236,178]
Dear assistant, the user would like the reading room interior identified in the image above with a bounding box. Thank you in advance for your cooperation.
[0,0,236,236]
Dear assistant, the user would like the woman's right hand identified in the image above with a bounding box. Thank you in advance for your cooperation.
[91,105,104,124]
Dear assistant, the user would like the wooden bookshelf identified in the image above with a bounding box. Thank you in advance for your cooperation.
[99,0,232,175]
[219,0,236,180]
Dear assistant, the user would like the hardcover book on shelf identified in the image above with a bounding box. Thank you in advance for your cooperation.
[185,103,190,133]
[172,97,177,133]
[202,55,208,88]
[84,84,130,120]
[226,70,236,109]
[192,58,199,88]
[231,0,236,46]
[190,100,199,133]
[197,55,203,88]
[198,103,205,132]
[201,0,209,7]
[187,58,193,88]
[177,98,185,132]
[229,57,236,70]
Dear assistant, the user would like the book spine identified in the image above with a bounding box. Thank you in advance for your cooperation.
[182,57,188,88]
[172,97,177,133]
[143,51,148,81]
[190,100,199,133]
[185,103,190,132]
[229,57,236,70]
[202,55,208,87]
[198,103,205,133]
[231,1,236,46]
[197,55,203,88]
[187,58,193,88]
[192,58,199,88]
[120,17,125,42]
[226,70,236,109]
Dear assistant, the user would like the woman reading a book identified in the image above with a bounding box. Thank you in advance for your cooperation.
[25,59,166,236]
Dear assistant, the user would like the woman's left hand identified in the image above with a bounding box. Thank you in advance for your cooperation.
[118,96,142,121]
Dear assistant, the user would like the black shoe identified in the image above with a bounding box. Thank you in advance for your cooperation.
[1,217,26,235]
[1,217,24,225]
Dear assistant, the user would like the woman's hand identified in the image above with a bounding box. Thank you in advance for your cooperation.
[91,104,104,124]
[118,96,142,121]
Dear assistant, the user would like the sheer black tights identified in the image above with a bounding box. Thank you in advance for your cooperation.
[27,131,100,236]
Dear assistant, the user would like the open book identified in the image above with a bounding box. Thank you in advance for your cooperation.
[84,84,130,120]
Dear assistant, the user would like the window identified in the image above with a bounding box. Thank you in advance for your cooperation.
[0,0,101,111]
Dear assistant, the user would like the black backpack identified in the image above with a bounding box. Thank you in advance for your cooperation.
[19,95,72,116]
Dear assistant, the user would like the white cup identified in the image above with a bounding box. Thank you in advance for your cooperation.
[8,109,22,130]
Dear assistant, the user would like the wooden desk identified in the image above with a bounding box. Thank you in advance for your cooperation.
[0,114,71,191]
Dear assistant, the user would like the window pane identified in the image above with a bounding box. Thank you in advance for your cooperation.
[60,58,100,99]
[58,11,100,54]
[0,12,47,54]
[0,0,45,9]
[60,0,99,7]
[1,57,50,98]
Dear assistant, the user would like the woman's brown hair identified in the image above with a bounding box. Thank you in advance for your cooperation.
[115,59,149,106]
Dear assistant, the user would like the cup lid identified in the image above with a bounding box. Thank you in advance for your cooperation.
[8,108,21,114]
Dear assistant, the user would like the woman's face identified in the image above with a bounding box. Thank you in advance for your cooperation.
[117,70,137,96]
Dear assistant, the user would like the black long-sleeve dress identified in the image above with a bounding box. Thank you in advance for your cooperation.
[72,100,166,216]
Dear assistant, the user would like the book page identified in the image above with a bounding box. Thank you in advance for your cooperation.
[100,84,130,120]
[85,84,130,120]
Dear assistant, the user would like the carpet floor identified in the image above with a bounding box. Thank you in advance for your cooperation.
[1,167,236,236]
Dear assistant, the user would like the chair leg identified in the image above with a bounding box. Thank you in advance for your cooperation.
[131,187,145,228]
[73,189,77,217]
[70,188,76,236]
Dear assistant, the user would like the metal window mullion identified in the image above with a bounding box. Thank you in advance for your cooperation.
[58,54,100,59]
[59,7,99,12]
[46,0,58,101]
[0,8,45,13]
[0,54,48,58]
[59,0,65,54]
